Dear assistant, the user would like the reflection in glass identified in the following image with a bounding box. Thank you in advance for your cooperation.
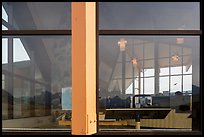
[2,5,8,22]
[99,36,199,130]
[13,38,30,62]
[2,2,71,30]
[99,2,200,30]
[13,77,31,118]
[158,44,169,58]
[2,74,8,120]
[159,77,169,94]
[183,55,192,74]
[2,25,8,30]
[183,75,192,93]
[2,36,71,129]
[159,59,169,76]
[144,77,154,94]
[183,65,192,74]
[13,38,32,77]
[170,76,182,93]
[144,43,154,59]
[35,83,46,117]
[144,60,154,77]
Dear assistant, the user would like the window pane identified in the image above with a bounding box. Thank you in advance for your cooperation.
[159,76,169,94]
[3,2,71,30]
[99,36,199,130]
[99,2,200,30]
[170,45,182,75]
[2,36,72,129]
[144,77,154,94]
[170,76,182,93]
[171,66,182,75]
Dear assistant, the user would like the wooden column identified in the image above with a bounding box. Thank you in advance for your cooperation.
[71,2,97,135]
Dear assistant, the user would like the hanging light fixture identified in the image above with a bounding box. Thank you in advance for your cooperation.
[118,38,127,51]
[132,57,137,67]
[171,54,180,62]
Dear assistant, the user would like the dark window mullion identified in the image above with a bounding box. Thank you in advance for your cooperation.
[2,30,72,36]
[99,30,201,35]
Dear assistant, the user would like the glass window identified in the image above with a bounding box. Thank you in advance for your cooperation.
[2,36,72,129]
[2,2,71,30]
[171,66,182,75]
[99,2,200,30]
[99,36,199,130]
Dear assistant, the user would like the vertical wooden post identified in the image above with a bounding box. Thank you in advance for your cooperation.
[72,2,96,135]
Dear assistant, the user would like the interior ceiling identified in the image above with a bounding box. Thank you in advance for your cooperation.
[99,37,193,92]
[26,2,71,84]
[26,2,70,30]
[5,2,71,85]
[26,2,70,64]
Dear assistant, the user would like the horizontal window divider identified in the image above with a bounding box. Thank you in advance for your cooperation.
[99,30,202,35]
[2,30,201,36]
[2,30,71,35]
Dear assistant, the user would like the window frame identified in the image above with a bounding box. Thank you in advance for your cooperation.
[1,1,202,135]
